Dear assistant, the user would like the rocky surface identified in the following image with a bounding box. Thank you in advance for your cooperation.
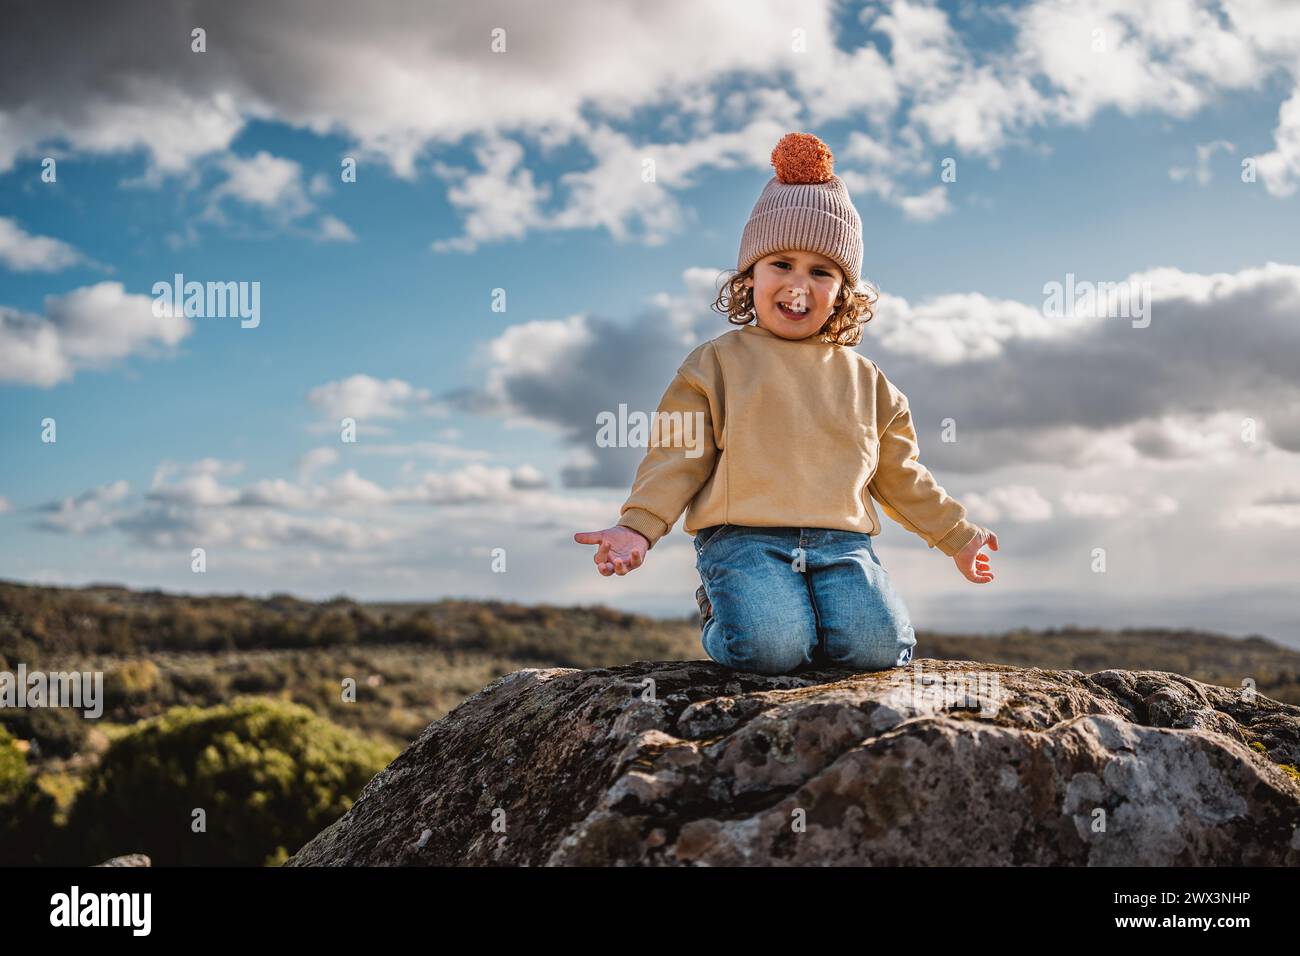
[284,659,1300,866]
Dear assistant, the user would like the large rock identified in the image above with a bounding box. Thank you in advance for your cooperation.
[284,660,1300,866]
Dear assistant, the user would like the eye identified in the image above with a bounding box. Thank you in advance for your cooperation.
[772,261,831,276]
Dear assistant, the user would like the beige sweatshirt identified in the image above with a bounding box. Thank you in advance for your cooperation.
[615,322,984,557]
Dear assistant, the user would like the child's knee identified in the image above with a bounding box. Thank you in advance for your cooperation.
[704,616,816,675]
[824,618,915,671]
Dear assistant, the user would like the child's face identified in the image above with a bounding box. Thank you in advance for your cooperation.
[744,251,844,339]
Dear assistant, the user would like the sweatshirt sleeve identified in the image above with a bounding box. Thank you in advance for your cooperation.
[867,367,983,557]
[615,343,721,550]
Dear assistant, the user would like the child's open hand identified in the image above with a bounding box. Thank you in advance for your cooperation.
[954,528,998,583]
[574,526,650,576]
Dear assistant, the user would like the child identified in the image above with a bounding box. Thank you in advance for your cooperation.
[574,132,998,676]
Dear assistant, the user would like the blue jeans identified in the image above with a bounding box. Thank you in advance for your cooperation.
[694,525,916,675]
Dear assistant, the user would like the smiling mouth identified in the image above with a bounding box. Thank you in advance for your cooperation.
[777,302,808,320]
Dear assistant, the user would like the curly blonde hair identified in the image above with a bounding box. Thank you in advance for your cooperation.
[710,263,878,347]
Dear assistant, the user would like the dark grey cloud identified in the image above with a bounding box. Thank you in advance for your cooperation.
[869,263,1300,470]
[443,309,700,488]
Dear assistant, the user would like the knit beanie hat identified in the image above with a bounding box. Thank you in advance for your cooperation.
[737,132,864,290]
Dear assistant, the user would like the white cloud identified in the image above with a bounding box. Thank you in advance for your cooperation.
[209,151,311,214]
[306,374,448,422]
[1254,88,1300,198]
[864,289,1069,365]
[511,463,548,489]
[391,463,552,504]
[297,447,340,481]
[147,473,241,508]
[1061,490,1137,518]
[0,282,193,387]
[238,478,317,510]
[1013,0,1264,124]
[1124,413,1253,461]
[841,129,912,170]
[317,214,357,242]
[47,283,190,360]
[201,150,355,240]
[1151,494,1180,515]
[118,504,402,552]
[37,480,130,533]
[898,185,953,222]
[869,0,967,99]
[430,134,551,252]
[0,217,87,272]
[146,459,247,507]
[1233,489,1300,529]
[152,458,244,485]
[352,441,492,463]
[960,484,1054,523]
[38,456,566,553]
[431,116,823,251]
[0,309,65,386]
[0,82,245,178]
[321,469,392,506]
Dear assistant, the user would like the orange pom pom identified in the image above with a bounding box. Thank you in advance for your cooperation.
[770,132,835,184]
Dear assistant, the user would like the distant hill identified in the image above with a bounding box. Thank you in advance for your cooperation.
[0,578,681,665]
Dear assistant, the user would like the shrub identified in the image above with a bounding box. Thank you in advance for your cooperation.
[0,725,27,806]
[64,696,398,865]
[0,706,89,759]
[0,739,61,865]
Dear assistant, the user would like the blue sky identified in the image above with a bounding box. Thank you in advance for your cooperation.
[3,0,1300,645]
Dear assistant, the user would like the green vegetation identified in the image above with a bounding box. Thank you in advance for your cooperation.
[0,723,62,865]
[63,697,396,866]
[0,724,26,805]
